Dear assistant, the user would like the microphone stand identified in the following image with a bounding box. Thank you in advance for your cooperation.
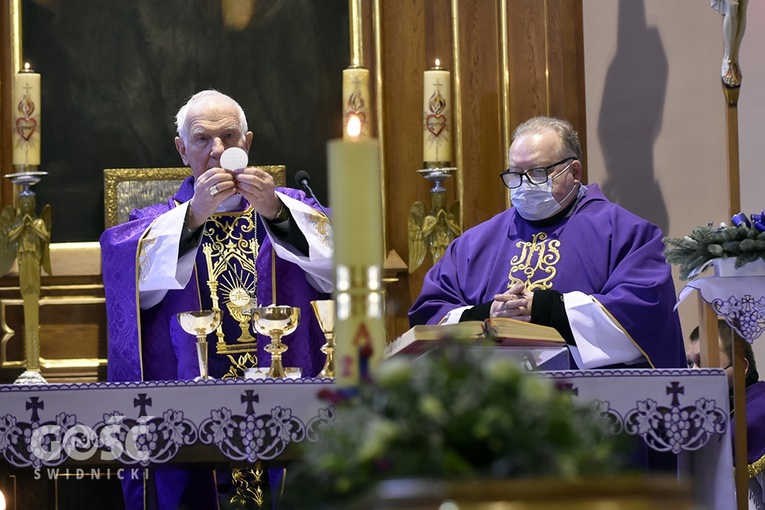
[297,176,331,220]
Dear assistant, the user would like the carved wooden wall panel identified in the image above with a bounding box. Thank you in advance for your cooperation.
[379,0,587,339]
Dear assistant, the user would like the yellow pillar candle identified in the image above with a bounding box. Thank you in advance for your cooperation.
[13,63,41,168]
[423,59,452,166]
[342,67,371,140]
[328,115,386,386]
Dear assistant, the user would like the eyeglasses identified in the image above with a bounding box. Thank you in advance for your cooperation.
[687,360,733,370]
[499,156,576,189]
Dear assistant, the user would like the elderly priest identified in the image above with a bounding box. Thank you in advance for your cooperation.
[100,90,333,509]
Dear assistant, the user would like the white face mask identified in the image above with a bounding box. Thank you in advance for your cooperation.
[510,163,575,221]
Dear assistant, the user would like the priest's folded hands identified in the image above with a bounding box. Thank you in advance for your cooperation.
[490,282,532,322]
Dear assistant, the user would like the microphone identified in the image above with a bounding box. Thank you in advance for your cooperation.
[295,170,311,188]
[294,170,331,220]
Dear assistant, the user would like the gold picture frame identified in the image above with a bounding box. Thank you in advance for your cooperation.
[104,166,287,228]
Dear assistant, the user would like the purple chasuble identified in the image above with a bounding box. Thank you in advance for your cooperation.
[409,184,685,369]
[100,177,329,510]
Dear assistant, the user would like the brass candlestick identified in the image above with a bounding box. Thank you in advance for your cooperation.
[310,300,336,378]
[0,171,51,385]
[251,305,300,378]
[408,165,461,273]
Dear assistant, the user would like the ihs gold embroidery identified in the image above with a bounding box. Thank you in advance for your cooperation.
[508,232,561,291]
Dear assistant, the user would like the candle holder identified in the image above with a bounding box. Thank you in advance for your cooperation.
[1,170,51,385]
[407,165,462,273]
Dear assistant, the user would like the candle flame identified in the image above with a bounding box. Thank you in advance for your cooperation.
[435,58,440,67]
[23,62,30,72]
[347,114,361,138]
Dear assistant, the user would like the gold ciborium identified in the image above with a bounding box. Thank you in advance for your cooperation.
[310,300,335,378]
[177,310,221,381]
[251,305,300,378]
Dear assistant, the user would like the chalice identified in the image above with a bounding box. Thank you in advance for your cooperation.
[310,300,336,378]
[177,310,221,381]
[251,305,300,378]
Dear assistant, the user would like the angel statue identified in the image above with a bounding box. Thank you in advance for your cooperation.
[408,191,461,273]
[0,191,52,384]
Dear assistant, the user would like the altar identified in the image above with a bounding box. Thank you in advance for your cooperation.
[0,368,734,509]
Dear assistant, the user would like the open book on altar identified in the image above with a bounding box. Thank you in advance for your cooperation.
[386,318,565,358]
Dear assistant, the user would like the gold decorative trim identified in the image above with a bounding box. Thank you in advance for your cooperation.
[104,167,191,228]
[104,166,286,228]
[591,296,655,369]
[500,0,512,209]
[373,0,387,254]
[451,0,464,230]
[748,452,765,479]
[11,0,21,73]
[543,0,551,115]
[9,0,22,202]
[349,0,363,67]
[39,357,106,369]
[0,296,107,370]
[1,241,102,278]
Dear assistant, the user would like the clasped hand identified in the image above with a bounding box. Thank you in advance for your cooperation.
[188,166,281,229]
[490,282,533,321]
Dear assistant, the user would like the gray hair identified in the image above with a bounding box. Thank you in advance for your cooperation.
[175,89,248,140]
[511,116,582,160]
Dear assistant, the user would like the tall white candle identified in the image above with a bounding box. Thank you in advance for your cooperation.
[328,115,386,386]
[342,67,371,140]
[423,59,452,166]
[13,63,41,167]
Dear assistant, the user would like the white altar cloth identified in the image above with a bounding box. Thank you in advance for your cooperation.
[0,378,334,468]
[541,368,734,510]
[0,370,733,509]
[678,274,765,342]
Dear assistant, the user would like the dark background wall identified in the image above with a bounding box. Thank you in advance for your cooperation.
[23,0,346,242]
[11,0,587,342]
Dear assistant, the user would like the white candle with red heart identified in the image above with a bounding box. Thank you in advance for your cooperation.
[327,114,385,386]
[12,63,41,168]
[423,59,451,166]
[342,66,371,140]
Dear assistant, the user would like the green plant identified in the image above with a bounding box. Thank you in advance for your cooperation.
[663,222,765,280]
[283,342,632,508]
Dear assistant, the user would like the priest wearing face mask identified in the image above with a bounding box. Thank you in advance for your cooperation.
[409,116,685,370]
